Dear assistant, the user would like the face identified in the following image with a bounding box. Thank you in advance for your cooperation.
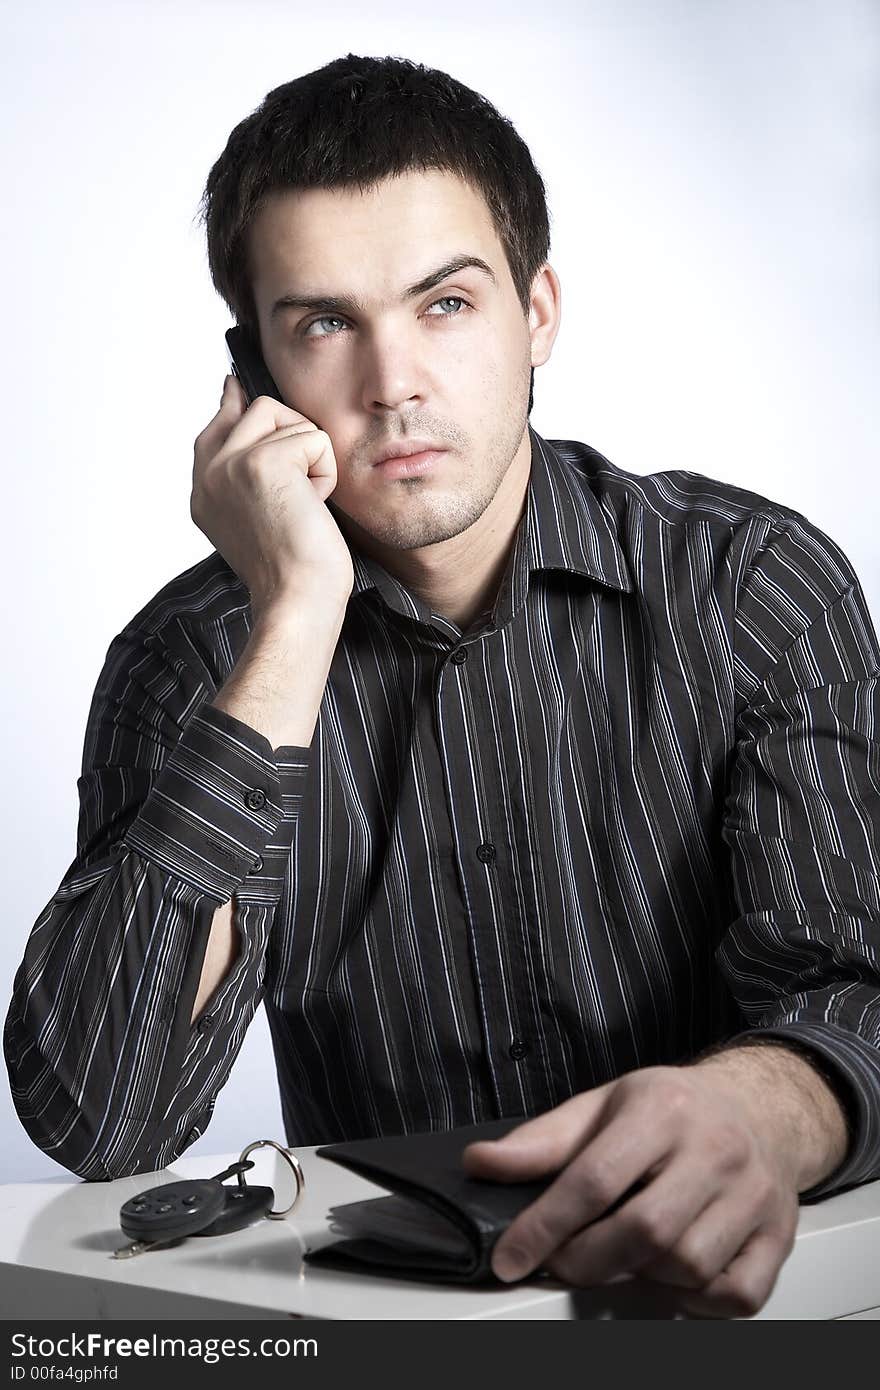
[246,169,559,555]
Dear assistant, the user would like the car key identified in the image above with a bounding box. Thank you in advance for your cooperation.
[193,1183,275,1236]
[112,1146,301,1258]
[113,1159,256,1259]
[114,1178,227,1259]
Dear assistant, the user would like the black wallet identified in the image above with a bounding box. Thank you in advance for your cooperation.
[303,1117,556,1284]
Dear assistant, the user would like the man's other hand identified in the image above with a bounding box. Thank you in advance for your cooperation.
[461,1065,801,1318]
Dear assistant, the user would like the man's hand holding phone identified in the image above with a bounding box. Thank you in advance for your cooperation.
[186,375,355,1015]
[191,376,353,753]
[192,375,354,621]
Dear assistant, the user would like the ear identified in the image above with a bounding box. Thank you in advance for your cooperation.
[527,264,562,368]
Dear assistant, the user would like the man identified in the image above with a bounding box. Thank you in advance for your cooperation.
[6,54,880,1318]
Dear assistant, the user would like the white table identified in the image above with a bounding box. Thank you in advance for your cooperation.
[2,1147,879,1319]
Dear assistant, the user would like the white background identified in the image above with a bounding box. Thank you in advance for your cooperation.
[2,0,878,1184]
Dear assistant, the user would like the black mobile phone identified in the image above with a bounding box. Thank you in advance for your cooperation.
[225,325,284,406]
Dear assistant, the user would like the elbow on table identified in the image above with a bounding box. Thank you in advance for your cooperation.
[8,1093,197,1182]
[4,1025,196,1183]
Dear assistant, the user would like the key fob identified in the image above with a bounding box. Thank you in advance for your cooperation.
[194,1184,275,1237]
[119,1179,227,1244]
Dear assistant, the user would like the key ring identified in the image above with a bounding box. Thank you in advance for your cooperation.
[238,1139,305,1219]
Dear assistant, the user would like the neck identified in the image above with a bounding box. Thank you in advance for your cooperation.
[345,429,533,631]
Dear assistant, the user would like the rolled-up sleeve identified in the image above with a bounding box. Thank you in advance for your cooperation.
[4,624,309,1180]
[718,512,880,1200]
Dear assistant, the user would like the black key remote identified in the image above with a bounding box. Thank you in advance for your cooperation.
[194,1184,275,1237]
[119,1179,227,1245]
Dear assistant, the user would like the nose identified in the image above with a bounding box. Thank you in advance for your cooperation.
[359,322,427,414]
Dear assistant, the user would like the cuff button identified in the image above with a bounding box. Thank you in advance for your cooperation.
[245,788,268,811]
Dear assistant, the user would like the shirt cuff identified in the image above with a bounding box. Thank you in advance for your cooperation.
[721,1022,880,1200]
[123,702,309,903]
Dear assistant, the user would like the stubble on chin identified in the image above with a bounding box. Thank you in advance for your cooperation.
[329,456,508,552]
[331,368,531,554]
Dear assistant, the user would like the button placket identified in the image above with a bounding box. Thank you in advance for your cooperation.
[436,621,538,1113]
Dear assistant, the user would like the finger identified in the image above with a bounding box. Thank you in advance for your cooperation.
[196,404,338,510]
[223,425,339,498]
[197,376,309,469]
[670,1225,792,1319]
[193,378,244,489]
[215,372,251,440]
[638,1175,774,1290]
[542,1152,724,1289]
[220,387,313,455]
[225,371,247,408]
[462,1089,613,1183]
[488,1108,675,1282]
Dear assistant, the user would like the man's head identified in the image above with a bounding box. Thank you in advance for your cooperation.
[197,55,560,558]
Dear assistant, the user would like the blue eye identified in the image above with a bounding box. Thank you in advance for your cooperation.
[427,297,465,315]
[299,295,470,340]
[302,316,347,338]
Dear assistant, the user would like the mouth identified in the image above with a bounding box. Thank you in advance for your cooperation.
[370,443,448,479]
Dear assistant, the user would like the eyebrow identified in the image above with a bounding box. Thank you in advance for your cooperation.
[269,254,497,322]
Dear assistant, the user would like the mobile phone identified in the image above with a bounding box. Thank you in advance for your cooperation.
[225,325,284,405]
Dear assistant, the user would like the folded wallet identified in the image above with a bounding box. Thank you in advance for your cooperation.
[303,1116,559,1284]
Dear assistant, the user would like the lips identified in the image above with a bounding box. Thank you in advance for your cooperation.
[370,441,445,468]
[371,449,446,480]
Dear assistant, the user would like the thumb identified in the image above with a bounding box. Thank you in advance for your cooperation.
[461,1090,610,1181]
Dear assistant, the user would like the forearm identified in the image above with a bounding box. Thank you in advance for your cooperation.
[6,683,312,1178]
[690,1041,850,1193]
[193,592,347,1016]
[209,590,348,749]
[5,858,222,1178]
[191,898,238,1023]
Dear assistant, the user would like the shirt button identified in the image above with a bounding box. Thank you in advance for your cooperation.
[476,842,496,864]
[508,1039,530,1061]
[451,648,468,665]
[250,855,264,874]
[245,788,267,811]
[199,1014,216,1035]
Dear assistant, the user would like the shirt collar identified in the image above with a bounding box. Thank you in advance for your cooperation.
[523,428,633,594]
[348,424,633,627]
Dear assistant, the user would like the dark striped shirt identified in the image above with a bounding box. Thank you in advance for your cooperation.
[6,426,880,1197]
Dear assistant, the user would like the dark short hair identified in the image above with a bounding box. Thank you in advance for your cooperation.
[196,54,551,412]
